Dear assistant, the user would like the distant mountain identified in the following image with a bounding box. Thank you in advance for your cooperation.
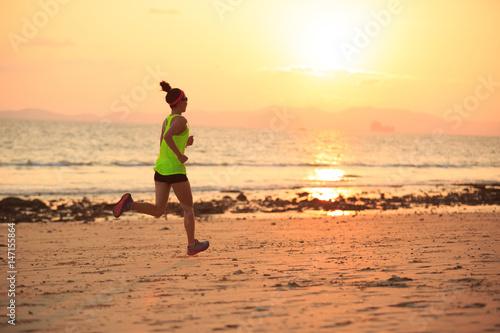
[0,108,163,124]
[1,107,498,136]
[0,108,100,122]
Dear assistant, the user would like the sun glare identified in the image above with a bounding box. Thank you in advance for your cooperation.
[309,168,345,182]
[286,3,366,68]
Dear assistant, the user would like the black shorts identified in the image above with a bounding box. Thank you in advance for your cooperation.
[154,172,188,184]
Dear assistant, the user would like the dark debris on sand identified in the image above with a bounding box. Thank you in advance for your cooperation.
[1,185,499,223]
[0,197,114,223]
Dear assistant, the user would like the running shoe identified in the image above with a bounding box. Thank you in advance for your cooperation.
[187,239,210,255]
[113,193,133,218]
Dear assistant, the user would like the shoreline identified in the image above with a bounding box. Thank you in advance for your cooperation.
[1,184,499,223]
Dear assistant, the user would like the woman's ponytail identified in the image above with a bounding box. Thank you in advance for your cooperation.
[160,81,171,92]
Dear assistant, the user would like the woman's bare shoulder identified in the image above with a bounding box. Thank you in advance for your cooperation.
[171,115,187,124]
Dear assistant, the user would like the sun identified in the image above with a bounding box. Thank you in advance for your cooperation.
[284,2,367,69]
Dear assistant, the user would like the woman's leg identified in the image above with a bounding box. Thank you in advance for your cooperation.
[132,181,171,218]
[171,181,195,244]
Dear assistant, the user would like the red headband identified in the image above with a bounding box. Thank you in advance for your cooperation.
[169,90,184,106]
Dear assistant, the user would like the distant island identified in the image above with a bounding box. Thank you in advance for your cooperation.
[370,121,395,133]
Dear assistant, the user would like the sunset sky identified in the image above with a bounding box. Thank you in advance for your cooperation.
[1,0,499,123]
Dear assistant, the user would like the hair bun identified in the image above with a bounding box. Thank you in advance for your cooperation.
[160,81,171,92]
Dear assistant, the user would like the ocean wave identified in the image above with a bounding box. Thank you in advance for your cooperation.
[1,161,95,167]
[112,161,153,167]
[186,161,499,168]
[0,160,154,167]
[0,160,498,169]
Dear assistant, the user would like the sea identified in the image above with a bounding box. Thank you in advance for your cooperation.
[0,119,499,203]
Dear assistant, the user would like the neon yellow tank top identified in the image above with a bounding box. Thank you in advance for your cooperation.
[154,114,189,175]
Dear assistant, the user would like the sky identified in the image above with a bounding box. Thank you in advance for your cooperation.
[1,0,499,124]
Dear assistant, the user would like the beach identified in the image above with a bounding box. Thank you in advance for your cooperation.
[2,208,499,332]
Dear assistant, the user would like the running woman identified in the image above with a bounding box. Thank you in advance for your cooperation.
[113,81,209,256]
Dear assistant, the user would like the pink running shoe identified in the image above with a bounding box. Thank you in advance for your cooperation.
[187,239,210,255]
[113,193,133,218]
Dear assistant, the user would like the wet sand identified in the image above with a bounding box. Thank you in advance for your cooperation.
[1,210,500,332]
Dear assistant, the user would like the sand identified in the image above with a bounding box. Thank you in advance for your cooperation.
[1,210,499,332]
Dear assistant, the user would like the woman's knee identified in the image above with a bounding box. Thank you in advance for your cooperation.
[153,205,166,218]
[182,205,194,217]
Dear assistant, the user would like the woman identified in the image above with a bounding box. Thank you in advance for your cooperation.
[113,81,209,256]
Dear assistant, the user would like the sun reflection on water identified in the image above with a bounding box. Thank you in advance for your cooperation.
[308,168,345,182]
[306,165,352,215]
[312,152,341,166]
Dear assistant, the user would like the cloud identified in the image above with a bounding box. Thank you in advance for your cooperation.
[261,65,339,78]
[356,77,384,86]
[148,8,180,15]
[261,65,417,85]
[354,72,391,86]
